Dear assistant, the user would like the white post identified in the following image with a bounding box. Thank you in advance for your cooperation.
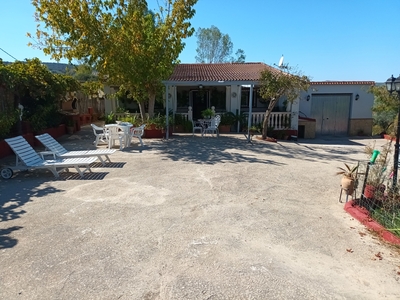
[165,84,169,140]
[188,106,193,121]
[247,84,254,142]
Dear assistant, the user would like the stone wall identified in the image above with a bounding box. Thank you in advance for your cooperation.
[349,118,373,136]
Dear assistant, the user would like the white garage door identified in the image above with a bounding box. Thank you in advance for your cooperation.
[310,94,351,136]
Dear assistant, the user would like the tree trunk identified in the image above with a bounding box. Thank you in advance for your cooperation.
[138,102,146,120]
[147,92,156,118]
[262,98,278,139]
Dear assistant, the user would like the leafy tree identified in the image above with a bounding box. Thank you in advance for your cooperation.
[258,65,310,139]
[369,85,398,134]
[30,0,198,118]
[66,64,98,82]
[195,25,245,63]
[234,49,246,63]
[0,58,81,132]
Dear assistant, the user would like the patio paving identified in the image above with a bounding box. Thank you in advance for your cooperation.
[0,126,399,299]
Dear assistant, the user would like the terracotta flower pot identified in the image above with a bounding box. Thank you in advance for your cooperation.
[341,176,355,195]
[363,184,385,199]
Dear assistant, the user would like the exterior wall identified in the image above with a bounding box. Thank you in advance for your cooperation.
[299,84,374,119]
[349,118,373,136]
[230,85,241,113]
[290,98,299,131]
[298,119,316,138]
[298,83,374,136]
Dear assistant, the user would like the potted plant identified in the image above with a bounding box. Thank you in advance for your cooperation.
[201,108,215,119]
[173,114,187,133]
[336,163,358,196]
[219,112,235,133]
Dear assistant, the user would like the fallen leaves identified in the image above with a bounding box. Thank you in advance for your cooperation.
[346,248,354,253]
[372,252,383,261]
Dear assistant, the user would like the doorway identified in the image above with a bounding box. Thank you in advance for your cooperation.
[191,90,209,120]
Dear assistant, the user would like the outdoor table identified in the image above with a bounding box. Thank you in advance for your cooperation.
[116,122,133,148]
[105,123,132,149]
[197,119,212,130]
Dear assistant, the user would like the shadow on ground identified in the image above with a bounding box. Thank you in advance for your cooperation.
[150,135,366,165]
[0,178,64,249]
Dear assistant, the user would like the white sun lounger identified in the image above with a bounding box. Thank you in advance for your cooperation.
[35,133,116,166]
[1,136,97,179]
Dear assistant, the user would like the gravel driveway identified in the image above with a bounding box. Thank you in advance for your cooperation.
[1,128,399,299]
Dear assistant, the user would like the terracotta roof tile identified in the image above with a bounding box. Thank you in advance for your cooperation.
[168,63,279,82]
[311,81,375,85]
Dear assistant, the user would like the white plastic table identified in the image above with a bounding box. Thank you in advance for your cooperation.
[105,123,132,149]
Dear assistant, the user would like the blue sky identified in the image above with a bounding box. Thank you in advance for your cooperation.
[1,0,399,82]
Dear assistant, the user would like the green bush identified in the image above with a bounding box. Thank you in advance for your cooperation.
[220,112,236,125]
[0,111,18,139]
[105,111,116,124]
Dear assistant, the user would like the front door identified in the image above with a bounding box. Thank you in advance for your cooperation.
[192,90,209,120]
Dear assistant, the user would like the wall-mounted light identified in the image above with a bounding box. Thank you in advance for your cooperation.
[306,95,310,101]
[355,94,359,101]
[199,84,203,89]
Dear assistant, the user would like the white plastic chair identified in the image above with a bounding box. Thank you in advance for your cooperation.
[91,124,108,146]
[203,115,221,137]
[192,120,204,136]
[128,124,145,147]
[105,125,125,150]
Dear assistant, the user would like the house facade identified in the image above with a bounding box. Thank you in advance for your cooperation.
[163,63,375,137]
[104,63,375,138]
[298,81,375,136]
[163,63,293,133]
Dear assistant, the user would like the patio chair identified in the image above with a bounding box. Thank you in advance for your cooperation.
[91,124,108,146]
[127,124,145,147]
[203,115,221,137]
[105,124,125,150]
[2,136,97,178]
[192,120,204,136]
[35,133,116,166]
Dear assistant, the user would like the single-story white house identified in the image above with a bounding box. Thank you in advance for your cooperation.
[162,63,375,137]
[106,62,375,138]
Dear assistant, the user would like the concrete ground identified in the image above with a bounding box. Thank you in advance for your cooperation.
[1,127,399,300]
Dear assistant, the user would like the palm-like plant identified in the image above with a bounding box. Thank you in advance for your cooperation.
[336,163,358,180]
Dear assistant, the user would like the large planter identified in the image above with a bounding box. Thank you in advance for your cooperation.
[143,129,164,138]
[219,125,231,133]
[143,128,173,138]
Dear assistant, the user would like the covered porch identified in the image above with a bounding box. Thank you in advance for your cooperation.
[162,63,299,136]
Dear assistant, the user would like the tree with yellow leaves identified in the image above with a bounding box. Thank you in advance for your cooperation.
[30,0,198,118]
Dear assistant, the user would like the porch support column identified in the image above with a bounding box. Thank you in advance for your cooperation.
[165,84,169,140]
[247,84,254,142]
